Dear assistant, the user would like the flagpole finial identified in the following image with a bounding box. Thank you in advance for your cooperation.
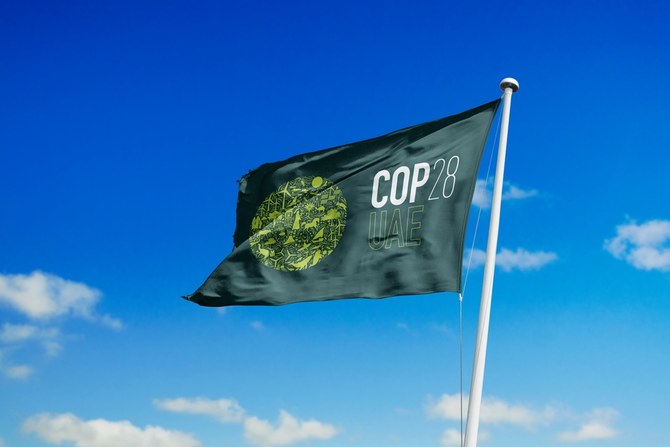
[500,77,519,92]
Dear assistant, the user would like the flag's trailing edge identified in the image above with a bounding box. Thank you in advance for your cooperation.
[185,99,501,307]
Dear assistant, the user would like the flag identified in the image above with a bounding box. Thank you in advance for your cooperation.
[185,99,500,307]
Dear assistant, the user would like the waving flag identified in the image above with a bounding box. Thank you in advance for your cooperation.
[185,99,500,306]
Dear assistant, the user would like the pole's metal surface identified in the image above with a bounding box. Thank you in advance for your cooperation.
[463,78,519,447]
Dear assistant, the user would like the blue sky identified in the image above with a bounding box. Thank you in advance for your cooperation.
[1,1,669,446]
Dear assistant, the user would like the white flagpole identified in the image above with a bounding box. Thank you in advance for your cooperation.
[463,77,519,447]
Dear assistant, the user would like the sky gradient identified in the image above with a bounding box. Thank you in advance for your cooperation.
[1,1,669,446]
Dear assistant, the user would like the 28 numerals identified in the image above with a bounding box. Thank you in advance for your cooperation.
[428,156,460,201]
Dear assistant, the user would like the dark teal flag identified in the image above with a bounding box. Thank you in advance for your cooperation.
[186,99,500,306]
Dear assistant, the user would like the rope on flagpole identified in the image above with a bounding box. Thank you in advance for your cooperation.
[461,101,502,297]
[458,293,464,447]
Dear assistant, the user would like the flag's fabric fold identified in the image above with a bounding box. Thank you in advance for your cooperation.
[186,99,500,306]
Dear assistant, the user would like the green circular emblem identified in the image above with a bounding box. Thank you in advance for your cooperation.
[249,176,347,271]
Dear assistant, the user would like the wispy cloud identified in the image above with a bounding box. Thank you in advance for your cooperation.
[428,394,620,445]
[439,428,489,447]
[156,396,338,447]
[427,393,556,430]
[428,323,454,337]
[440,428,462,447]
[605,219,670,271]
[558,408,619,442]
[503,184,539,201]
[250,321,265,331]
[0,347,34,380]
[472,180,492,209]
[472,180,538,209]
[0,323,43,343]
[99,314,123,331]
[467,248,557,272]
[0,271,121,328]
[0,271,122,379]
[244,410,338,447]
[22,413,201,447]
[3,362,34,380]
[0,323,62,357]
[495,248,558,272]
[155,397,246,423]
[396,322,409,331]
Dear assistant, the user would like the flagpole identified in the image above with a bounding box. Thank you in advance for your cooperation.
[463,77,519,447]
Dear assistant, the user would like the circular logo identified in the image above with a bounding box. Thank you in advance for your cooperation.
[249,176,347,271]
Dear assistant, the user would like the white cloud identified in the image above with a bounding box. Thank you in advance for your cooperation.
[156,396,338,447]
[99,315,124,331]
[0,271,99,320]
[428,394,555,430]
[243,410,338,447]
[439,428,489,447]
[0,435,5,446]
[429,394,621,445]
[480,397,556,429]
[0,271,121,328]
[466,248,557,272]
[42,340,63,357]
[427,393,463,421]
[0,350,34,380]
[472,180,492,209]
[396,322,409,331]
[155,397,246,423]
[503,184,539,201]
[496,248,558,272]
[5,363,34,380]
[22,413,201,447]
[605,219,670,271]
[472,180,538,209]
[0,323,62,357]
[428,323,453,335]
[250,321,265,331]
[0,323,39,342]
[559,408,619,442]
[465,248,487,270]
[440,428,462,447]
[0,272,121,378]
